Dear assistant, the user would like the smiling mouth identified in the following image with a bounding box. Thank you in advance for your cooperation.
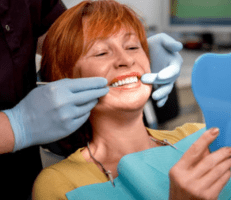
[110,76,139,87]
[110,72,142,88]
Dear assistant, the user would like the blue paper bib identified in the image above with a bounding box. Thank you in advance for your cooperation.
[66,128,231,200]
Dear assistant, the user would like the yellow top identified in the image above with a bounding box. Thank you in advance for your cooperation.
[32,123,205,200]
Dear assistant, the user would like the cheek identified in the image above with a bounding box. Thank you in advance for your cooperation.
[137,54,151,74]
[145,60,151,73]
[75,61,109,78]
[146,64,151,73]
[94,83,152,113]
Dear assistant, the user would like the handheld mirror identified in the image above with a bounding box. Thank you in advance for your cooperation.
[192,53,231,152]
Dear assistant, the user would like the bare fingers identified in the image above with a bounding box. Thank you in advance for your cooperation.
[178,128,220,169]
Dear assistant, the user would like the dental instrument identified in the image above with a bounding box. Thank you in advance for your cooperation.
[37,81,114,87]
[36,82,50,85]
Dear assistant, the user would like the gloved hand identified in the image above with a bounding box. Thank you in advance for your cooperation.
[3,78,109,152]
[141,33,183,107]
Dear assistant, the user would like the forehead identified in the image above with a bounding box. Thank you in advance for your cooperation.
[82,23,139,53]
[94,30,138,42]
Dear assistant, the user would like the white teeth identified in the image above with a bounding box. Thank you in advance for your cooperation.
[111,76,138,87]
[125,79,130,84]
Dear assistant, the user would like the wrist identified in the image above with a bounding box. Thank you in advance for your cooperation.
[0,112,15,153]
[3,107,27,152]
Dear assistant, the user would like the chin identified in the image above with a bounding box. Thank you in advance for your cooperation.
[93,84,152,114]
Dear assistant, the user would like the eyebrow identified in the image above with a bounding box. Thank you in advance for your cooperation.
[124,32,137,38]
[94,32,137,41]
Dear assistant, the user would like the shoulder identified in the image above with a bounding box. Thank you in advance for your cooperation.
[33,148,107,199]
[32,148,84,200]
[32,164,74,200]
[147,123,206,144]
[32,150,83,200]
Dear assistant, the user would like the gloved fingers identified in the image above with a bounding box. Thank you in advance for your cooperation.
[75,99,98,118]
[156,63,181,84]
[59,101,96,135]
[152,83,174,100]
[60,77,108,93]
[141,73,158,84]
[58,105,94,136]
[160,33,183,52]
[142,58,182,85]
[73,87,109,105]
[71,112,91,132]
[156,96,168,108]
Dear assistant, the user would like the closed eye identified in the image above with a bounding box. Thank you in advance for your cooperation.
[95,52,107,57]
[128,47,139,50]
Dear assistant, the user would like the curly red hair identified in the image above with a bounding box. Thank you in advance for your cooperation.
[40,0,150,82]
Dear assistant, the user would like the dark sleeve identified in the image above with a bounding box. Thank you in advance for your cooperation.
[40,0,67,35]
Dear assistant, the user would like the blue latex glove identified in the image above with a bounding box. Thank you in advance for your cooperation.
[3,78,109,152]
[141,33,183,107]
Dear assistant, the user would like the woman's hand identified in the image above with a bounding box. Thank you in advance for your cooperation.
[169,128,231,200]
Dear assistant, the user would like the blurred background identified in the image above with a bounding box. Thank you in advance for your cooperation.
[38,0,231,130]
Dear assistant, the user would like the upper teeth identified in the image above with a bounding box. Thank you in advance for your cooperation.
[111,76,138,87]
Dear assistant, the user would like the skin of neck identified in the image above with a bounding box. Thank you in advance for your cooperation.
[87,107,152,164]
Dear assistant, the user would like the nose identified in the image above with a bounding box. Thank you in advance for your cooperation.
[114,48,135,68]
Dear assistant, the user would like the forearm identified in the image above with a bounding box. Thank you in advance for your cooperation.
[0,112,15,154]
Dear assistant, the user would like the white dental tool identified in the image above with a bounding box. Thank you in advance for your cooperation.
[36,81,113,87]
[36,82,49,85]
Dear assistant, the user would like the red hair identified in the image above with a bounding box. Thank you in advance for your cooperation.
[41,0,150,155]
[40,0,150,81]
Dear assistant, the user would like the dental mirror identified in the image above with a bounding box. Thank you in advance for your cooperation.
[192,53,231,152]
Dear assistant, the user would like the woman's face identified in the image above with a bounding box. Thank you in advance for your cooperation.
[73,27,152,114]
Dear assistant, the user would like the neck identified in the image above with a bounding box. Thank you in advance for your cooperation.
[88,109,152,162]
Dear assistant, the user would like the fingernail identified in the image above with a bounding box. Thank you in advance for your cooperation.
[210,128,219,135]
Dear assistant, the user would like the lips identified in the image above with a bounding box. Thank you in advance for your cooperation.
[109,72,141,86]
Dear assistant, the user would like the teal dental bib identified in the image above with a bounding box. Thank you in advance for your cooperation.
[192,53,231,152]
[66,128,231,200]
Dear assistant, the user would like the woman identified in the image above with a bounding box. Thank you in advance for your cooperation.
[33,1,231,199]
